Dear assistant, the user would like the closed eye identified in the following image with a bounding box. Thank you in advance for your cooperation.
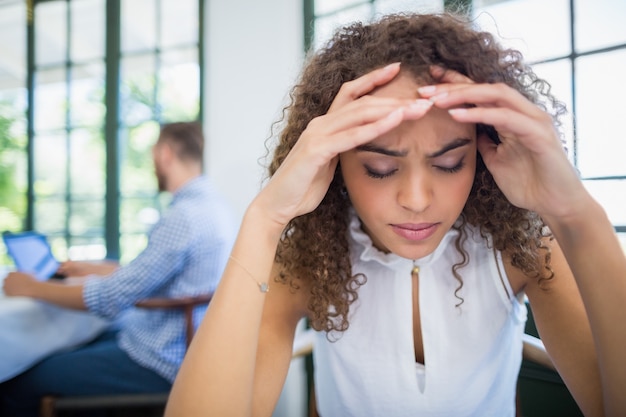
[365,166,398,179]
[434,159,465,173]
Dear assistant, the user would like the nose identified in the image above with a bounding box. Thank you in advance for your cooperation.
[397,169,433,213]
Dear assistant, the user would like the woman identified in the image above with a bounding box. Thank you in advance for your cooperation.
[166,12,626,416]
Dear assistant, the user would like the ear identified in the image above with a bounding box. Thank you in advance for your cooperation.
[157,142,176,165]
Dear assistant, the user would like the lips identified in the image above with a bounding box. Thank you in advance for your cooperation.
[390,222,439,241]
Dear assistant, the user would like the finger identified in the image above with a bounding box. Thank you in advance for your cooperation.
[318,98,433,137]
[331,100,433,154]
[304,107,408,162]
[329,62,401,111]
[448,106,557,152]
[430,66,474,84]
[331,107,407,154]
[476,132,499,166]
[417,83,473,100]
[424,83,543,118]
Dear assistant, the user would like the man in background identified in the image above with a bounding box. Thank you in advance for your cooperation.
[0,121,237,416]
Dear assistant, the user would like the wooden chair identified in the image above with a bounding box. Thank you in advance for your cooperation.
[40,306,577,417]
[39,293,213,417]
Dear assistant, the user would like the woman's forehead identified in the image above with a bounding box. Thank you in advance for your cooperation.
[376,108,476,150]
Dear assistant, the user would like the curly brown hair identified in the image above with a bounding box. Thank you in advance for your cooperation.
[268,12,564,333]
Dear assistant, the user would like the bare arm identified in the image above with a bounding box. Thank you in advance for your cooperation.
[512,234,603,417]
[57,260,119,277]
[542,199,626,416]
[165,205,308,416]
[3,271,87,310]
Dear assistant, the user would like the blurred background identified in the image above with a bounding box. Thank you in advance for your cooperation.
[0,0,625,267]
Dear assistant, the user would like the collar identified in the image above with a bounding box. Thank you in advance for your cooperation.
[347,208,457,269]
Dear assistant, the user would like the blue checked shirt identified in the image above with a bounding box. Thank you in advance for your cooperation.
[83,175,237,382]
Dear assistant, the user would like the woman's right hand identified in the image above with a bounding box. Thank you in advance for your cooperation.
[253,62,434,228]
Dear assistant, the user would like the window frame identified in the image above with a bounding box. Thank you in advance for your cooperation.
[19,0,205,261]
[304,0,626,234]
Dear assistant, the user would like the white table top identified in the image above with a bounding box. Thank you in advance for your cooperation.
[0,272,110,382]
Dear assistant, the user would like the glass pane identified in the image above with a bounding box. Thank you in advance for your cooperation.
[70,128,105,196]
[69,200,105,236]
[120,121,159,195]
[0,0,27,262]
[34,67,67,132]
[67,236,107,261]
[315,0,368,16]
[473,0,570,63]
[575,0,626,53]
[159,48,199,122]
[120,198,159,235]
[120,232,148,265]
[584,180,626,226]
[0,2,26,91]
[0,92,28,233]
[531,59,574,162]
[575,49,626,178]
[121,54,156,125]
[34,132,67,196]
[121,0,157,53]
[34,198,67,235]
[70,62,106,127]
[71,0,105,61]
[314,4,373,50]
[618,233,626,253]
[35,1,67,66]
[48,234,69,262]
[161,0,198,48]
[374,0,443,15]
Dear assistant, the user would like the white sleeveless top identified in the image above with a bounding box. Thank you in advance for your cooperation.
[313,215,527,417]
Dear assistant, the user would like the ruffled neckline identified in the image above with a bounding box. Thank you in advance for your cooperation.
[348,209,456,270]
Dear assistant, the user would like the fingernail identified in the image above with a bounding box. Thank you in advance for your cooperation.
[383,62,401,72]
[409,99,434,110]
[387,108,404,118]
[448,108,467,116]
[429,91,448,102]
[417,85,437,95]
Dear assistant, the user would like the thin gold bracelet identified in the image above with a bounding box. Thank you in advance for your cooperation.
[229,255,269,293]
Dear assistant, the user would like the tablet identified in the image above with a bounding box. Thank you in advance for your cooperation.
[2,231,60,281]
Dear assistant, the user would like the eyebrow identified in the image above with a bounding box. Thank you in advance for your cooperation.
[356,137,472,158]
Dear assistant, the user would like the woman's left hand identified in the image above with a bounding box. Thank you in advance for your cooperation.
[418,68,590,222]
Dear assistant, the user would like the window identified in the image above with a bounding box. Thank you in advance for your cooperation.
[0,0,28,266]
[306,0,447,51]
[0,0,203,267]
[306,0,626,247]
[118,0,202,263]
[473,0,626,245]
[32,0,108,261]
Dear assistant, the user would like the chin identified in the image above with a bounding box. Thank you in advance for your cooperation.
[387,235,445,261]
[401,247,438,261]
[380,241,432,260]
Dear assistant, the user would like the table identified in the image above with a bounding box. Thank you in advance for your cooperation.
[0,273,110,383]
